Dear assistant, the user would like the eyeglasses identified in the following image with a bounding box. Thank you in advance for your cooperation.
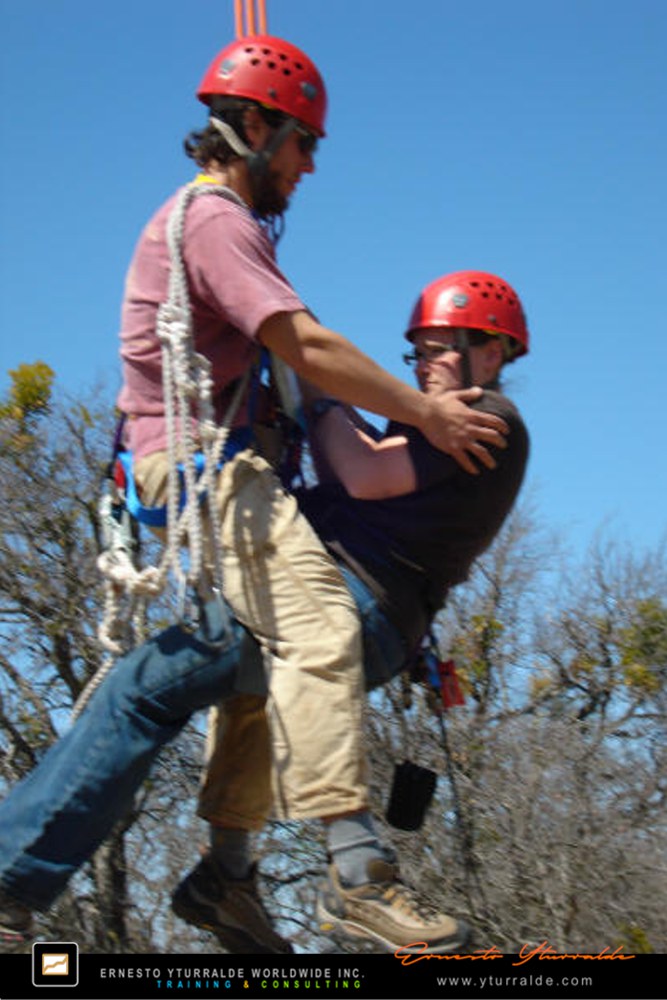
[295,124,319,156]
[402,344,459,367]
[402,329,496,368]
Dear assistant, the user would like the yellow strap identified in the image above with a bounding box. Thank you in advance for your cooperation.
[194,173,223,186]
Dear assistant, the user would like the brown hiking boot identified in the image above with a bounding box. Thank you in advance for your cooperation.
[316,858,469,953]
[172,855,292,954]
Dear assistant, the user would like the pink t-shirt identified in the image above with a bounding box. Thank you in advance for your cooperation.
[117,186,306,458]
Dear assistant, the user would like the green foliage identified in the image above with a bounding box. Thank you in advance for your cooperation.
[0,361,54,424]
[0,361,55,454]
[451,614,505,700]
[620,598,667,695]
[614,923,654,954]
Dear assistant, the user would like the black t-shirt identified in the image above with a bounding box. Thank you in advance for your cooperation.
[297,391,529,649]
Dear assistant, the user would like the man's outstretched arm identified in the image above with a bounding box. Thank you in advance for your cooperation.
[259,309,506,475]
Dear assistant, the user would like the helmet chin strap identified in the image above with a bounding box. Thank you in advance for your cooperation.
[209,115,252,157]
[248,117,298,181]
[454,329,472,389]
[209,113,298,210]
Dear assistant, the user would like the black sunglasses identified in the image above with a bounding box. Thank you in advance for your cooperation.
[295,124,319,156]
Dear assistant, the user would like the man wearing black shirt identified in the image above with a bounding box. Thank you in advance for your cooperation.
[188,269,529,951]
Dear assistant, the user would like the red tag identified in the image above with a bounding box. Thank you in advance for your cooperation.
[113,458,127,491]
[439,659,465,708]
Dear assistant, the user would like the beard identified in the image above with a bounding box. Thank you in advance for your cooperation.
[252,167,288,221]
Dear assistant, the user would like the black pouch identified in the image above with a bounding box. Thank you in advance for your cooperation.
[385,759,438,831]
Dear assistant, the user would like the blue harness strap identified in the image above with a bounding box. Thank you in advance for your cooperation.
[115,425,253,528]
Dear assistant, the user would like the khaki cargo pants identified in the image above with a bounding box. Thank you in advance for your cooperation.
[134,448,368,827]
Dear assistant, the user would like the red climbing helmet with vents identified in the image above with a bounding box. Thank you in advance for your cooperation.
[197,35,327,137]
[405,271,529,358]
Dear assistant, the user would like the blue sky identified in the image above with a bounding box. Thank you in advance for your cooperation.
[1,0,666,557]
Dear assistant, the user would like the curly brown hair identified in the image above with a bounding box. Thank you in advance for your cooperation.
[183,99,286,167]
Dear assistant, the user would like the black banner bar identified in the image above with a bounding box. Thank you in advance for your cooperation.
[1,948,665,1000]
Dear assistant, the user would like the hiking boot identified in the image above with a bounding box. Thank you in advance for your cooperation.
[0,886,33,944]
[316,858,469,953]
[171,856,292,954]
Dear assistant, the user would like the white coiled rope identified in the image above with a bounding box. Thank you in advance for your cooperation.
[74,182,250,718]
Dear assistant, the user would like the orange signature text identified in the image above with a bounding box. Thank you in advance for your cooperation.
[395,944,503,966]
[394,940,636,968]
[513,941,635,966]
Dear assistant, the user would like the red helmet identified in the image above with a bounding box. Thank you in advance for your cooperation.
[198,35,327,137]
[405,271,529,358]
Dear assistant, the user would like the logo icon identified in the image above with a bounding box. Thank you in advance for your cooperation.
[32,942,79,987]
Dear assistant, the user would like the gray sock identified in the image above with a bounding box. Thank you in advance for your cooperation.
[208,826,252,880]
[326,812,385,887]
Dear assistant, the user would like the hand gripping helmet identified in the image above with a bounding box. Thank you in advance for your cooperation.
[405,271,529,360]
[198,35,327,137]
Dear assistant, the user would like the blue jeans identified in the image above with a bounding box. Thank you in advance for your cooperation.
[0,569,407,910]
